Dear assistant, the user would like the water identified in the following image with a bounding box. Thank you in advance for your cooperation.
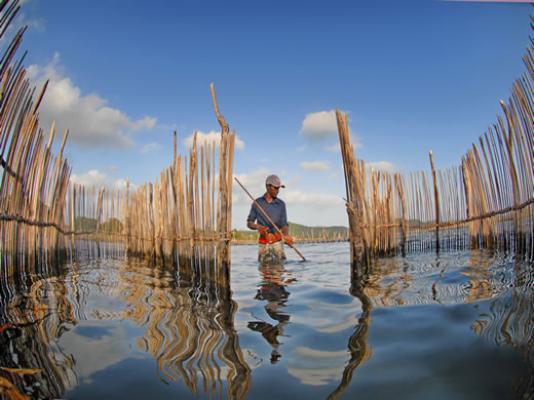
[0,243,532,399]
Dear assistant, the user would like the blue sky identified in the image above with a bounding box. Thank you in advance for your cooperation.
[13,0,532,228]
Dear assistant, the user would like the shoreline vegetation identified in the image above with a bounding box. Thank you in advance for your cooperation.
[232,222,349,243]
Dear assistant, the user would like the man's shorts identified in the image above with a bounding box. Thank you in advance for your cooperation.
[258,241,286,264]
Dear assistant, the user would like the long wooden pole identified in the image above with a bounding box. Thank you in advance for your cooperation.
[234,177,306,261]
[429,150,440,252]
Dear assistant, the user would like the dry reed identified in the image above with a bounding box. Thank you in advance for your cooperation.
[337,41,534,265]
[0,0,237,270]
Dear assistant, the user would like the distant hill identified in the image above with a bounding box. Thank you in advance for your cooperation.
[288,222,348,239]
[232,221,348,241]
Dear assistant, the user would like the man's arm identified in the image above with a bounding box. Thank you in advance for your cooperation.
[247,203,268,233]
[247,220,267,232]
[280,203,293,244]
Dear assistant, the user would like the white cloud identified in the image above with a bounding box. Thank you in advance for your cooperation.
[232,168,347,229]
[70,169,137,190]
[113,178,137,190]
[300,161,330,172]
[300,110,338,140]
[183,130,245,151]
[283,191,343,208]
[280,190,347,227]
[27,53,157,148]
[70,169,107,187]
[140,142,162,154]
[233,168,271,206]
[366,161,397,173]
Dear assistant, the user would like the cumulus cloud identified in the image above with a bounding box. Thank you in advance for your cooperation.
[283,191,343,207]
[27,53,157,148]
[233,168,271,205]
[140,142,162,154]
[366,161,397,173]
[284,190,346,228]
[300,110,338,140]
[183,130,245,151]
[113,178,137,190]
[300,161,330,172]
[70,170,107,187]
[70,169,137,190]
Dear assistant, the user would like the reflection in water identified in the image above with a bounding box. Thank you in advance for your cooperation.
[318,251,534,399]
[471,258,534,397]
[327,265,373,400]
[464,251,497,303]
[0,243,533,398]
[248,262,296,363]
[0,243,251,399]
[121,251,251,399]
[0,260,80,399]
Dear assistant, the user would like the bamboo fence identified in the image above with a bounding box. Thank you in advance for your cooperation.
[0,0,73,272]
[338,43,534,266]
[0,0,237,271]
[53,85,236,268]
[63,89,236,266]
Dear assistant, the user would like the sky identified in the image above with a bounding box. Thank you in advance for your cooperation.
[7,0,532,228]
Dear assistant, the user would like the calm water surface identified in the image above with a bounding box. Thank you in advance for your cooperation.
[0,243,532,399]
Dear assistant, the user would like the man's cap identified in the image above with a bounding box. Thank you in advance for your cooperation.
[265,174,285,188]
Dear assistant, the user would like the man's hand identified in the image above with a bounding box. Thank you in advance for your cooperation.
[283,235,294,245]
[257,225,269,235]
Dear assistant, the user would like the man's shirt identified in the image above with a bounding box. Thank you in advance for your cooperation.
[247,195,288,233]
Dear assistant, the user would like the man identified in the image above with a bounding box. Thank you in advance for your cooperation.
[247,174,294,262]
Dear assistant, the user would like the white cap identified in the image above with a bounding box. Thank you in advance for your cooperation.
[265,174,285,188]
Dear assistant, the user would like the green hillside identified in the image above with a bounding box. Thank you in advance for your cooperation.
[232,221,348,241]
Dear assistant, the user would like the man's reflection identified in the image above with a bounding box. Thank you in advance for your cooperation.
[248,262,296,363]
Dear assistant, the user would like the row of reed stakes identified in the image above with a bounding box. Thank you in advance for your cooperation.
[338,41,534,266]
[2,0,532,270]
[117,85,235,264]
[0,0,237,271]
[0,0,73,271]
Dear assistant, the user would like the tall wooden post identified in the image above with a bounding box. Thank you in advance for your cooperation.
[210,83,232,265]
[336,110,367,268]
[395,173,408,256]
[429,150,440,253]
